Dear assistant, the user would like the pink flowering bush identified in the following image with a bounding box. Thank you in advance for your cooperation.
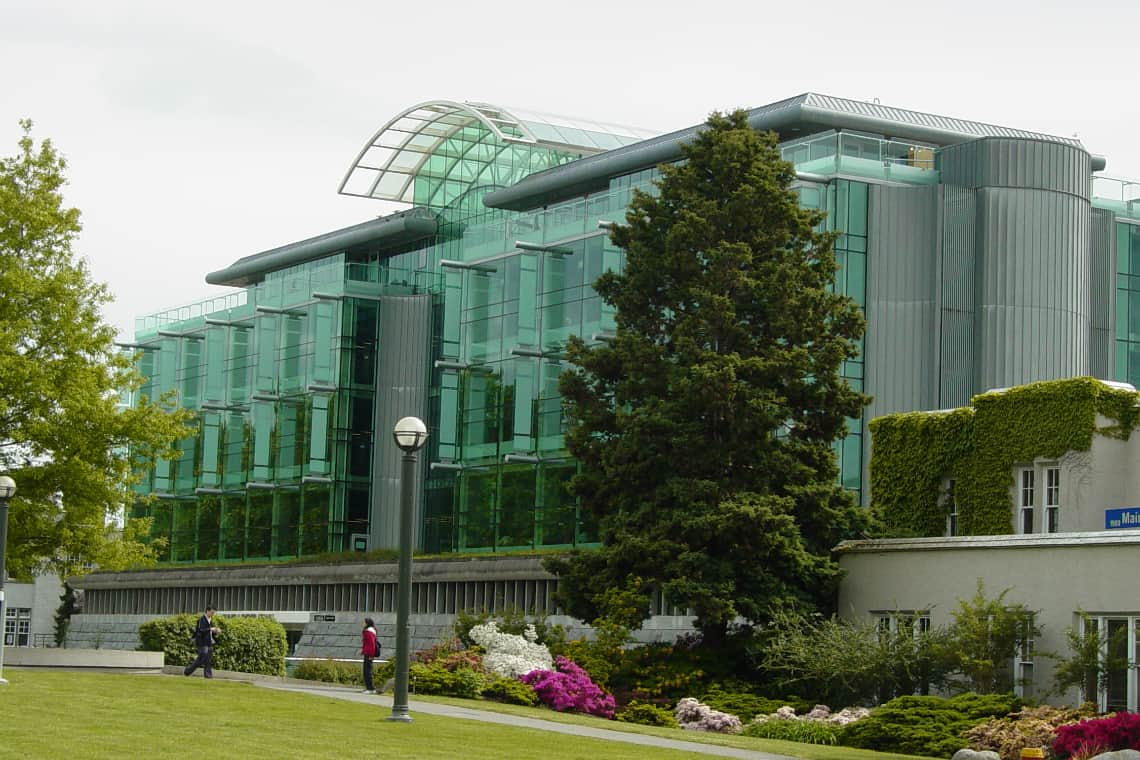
[674,697,743,734]
[1053,712,1140,759]
[521,656,616,719]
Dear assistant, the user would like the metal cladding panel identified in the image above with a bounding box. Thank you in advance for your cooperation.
[937,185,978,408]
[865,184,940,420]
[371,295,433,551]
[938,138,1091,199]
[975,188,1090,390]
[1089,207,1117,380]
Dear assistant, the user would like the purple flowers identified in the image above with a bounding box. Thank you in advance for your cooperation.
[521,656,616,719]
[1053,712,1140,758]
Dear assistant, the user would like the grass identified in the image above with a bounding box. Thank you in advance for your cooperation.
[0,669,930,760]
[0,669,706,760]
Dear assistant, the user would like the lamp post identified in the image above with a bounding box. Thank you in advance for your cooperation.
[388,417,427,722]
[0,474,17,686]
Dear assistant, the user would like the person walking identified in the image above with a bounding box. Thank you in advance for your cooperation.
[360,617,380,693]
[184,605,221,678]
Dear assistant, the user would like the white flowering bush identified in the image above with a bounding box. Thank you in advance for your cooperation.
[674,697,743,734]
[749,703,871,727]
[468,622,553,679]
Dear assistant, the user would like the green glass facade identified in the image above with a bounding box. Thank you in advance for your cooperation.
[127,94,1135,565]
[1116,223,1140,387]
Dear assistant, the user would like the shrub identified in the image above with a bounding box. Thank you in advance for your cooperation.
[615,700,679,728]
[415,638,484,673]
[1054,712,1140,759]
[605,640,709,707]
[743,718,840,745]
[482,677,540,707]
[521,656,615,719]
[408,662,484,697]
[674,697,742,734]
[138,613,287,676]
[293,658,362,686]
[699,686,810,723]
[964,705,1089,760]
[839,693,1022,758]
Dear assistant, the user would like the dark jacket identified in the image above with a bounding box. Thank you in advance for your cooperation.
[193,614,215,647]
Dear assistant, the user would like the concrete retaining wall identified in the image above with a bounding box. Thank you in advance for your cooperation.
[5,646,163,668]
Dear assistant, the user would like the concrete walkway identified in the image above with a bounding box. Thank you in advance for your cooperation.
[252,680,798,760]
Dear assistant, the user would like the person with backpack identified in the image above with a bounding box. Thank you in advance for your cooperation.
[184,605,221,678]
[360,617,380,694]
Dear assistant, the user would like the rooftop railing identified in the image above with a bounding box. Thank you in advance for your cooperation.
[134,290,248,337]
[1092,176,1140,220]
[779,131,940,185]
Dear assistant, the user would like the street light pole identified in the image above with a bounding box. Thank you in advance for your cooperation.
[0,474,17,686]
[388,417,427,723]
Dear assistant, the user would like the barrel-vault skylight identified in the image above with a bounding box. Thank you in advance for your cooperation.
[338,100,658,210]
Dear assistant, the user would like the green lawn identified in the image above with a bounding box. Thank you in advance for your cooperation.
[0,670,926,760]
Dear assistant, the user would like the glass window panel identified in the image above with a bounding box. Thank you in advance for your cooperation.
[461,470,496,550]
[221,496,246,560]
[252,401,275,482]
[247,490,273,559]
[197,495,221,561]
[498,466,536,548]
[204,327,226,403]
[276,490,301,558]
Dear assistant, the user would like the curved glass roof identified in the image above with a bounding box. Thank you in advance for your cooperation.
[338,100,658,208]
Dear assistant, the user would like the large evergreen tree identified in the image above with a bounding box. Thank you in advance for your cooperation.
[0,120,190,578]
[548,111,870,643]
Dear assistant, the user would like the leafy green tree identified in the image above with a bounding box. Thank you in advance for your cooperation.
[757,607,954,706]
[547,110,869,644]
[1052,610,1123,705]
[944,580,1040,694]
[0,120,190,578]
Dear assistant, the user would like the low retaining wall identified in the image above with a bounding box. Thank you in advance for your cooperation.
[5,647,164,669]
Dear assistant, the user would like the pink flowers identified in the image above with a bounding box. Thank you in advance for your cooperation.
[1054,712,1140,758]
[521,656,616,719]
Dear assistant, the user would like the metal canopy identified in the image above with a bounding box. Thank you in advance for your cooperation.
[338,100,658,206]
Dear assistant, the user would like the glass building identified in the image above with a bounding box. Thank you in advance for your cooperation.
[125,94,1140,565]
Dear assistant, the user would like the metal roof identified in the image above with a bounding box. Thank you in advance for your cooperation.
[483,92,1093,212]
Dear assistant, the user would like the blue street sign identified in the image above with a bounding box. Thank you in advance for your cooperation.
[1105,507,1140,529]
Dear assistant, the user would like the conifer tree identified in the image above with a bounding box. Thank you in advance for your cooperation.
[548,110,869,643]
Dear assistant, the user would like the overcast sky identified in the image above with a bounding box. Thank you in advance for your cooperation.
[4,0,1138,339]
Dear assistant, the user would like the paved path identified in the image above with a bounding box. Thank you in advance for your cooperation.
[253,681,798,760]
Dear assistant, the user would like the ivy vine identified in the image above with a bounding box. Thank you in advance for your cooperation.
[869,377,1139,536]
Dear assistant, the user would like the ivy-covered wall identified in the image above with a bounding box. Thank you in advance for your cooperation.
[869,377,1140,536]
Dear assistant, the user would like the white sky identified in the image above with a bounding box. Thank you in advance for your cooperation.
[4,0,1138,339]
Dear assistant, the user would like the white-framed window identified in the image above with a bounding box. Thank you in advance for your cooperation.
[1018,468,1035,534]
[1078,613,1140,713]
[874,610,931,638]
[946,479,959,537]
[4,606,31,647]
[1014,614,1037,699]
[1014,463,1062,534]
[1045,466,1060,533]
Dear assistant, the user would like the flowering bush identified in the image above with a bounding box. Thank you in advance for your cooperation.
[964,705,1088,760]
[469,622,552,679]
[415,637,484,672]
[674,697,743,734]
[1053,712,1140,759]
[744,702,870,743]
[521,656,616,719]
